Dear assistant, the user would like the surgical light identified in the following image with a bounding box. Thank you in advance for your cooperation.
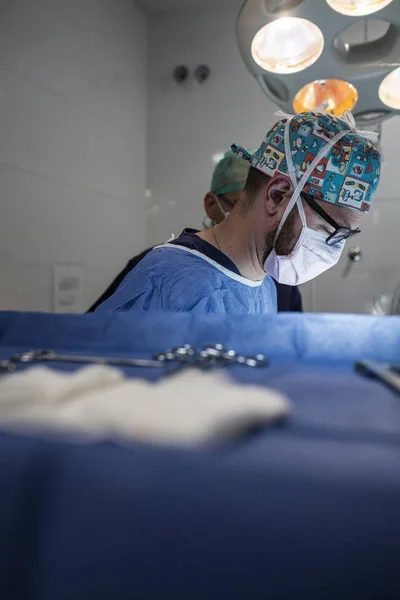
[237,0,400,125]
[378,67,400,109]
[251,17,324,74]
[293,79,359,115]
[326,0,394,16]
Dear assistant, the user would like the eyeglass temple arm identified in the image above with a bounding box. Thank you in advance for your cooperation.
[301,193,342,231]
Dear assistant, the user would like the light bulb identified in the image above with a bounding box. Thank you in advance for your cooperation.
[326,0,393,16]
[293,79,359,116]
[378,67,400,109]
[251,17,324,74]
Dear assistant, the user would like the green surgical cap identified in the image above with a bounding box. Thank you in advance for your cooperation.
[210,149,252,196]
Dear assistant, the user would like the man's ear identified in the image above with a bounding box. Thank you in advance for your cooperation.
[264,175,294,217]
[204,192,218,220]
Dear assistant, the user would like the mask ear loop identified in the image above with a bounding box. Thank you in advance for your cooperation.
[215,197,229,219]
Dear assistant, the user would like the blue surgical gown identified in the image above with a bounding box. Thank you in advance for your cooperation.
[96,243,277,315]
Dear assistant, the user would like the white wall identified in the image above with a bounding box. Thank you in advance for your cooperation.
[146,1,274,242]
[146,3,400,313]
[0,0,147,312]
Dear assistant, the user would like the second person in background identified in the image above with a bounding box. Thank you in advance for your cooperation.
[88,150,302,313]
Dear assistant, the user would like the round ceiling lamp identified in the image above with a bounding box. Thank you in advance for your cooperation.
[251,17,324,74]
[326,0,394,16]
[237,0,400,126]
[293,79,359,116]
[378,67,400,109]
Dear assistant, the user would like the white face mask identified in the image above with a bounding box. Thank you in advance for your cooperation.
[263,113,350,286]
[264,218,345,286]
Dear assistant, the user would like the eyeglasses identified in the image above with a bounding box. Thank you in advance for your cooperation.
[301,191,361,246]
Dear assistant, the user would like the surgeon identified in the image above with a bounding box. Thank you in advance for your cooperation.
[88,150,302,312]
[95,110,381,314]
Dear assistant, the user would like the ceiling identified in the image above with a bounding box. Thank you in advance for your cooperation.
[135,0,232,12]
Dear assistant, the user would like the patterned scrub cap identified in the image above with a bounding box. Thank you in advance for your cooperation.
[232,111,381,213]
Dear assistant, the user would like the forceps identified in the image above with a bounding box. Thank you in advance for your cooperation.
[10,350,164,368]
[1,344,268,374]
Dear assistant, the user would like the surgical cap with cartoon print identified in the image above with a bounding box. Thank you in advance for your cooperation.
[232,111,381,213]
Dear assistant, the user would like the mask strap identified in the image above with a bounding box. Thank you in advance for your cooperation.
[274,127,351,243]
[342,110,379,145]
[283,116,307,230]
[270,109,378,244]
[274,109,293,121]
[282,117,310,231]
[216,197,229,219]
